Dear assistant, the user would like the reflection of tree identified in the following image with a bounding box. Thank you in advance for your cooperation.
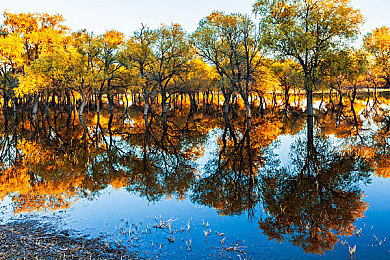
[0,138,93,213]
[275,106,306,136]
[342,107,390,178]
[367,112,390,178]
[97,108,213,202]
[191,114,281,216]
[318,104,364,139]
[258,117,371,254]
[0,101,380,257]
[0,105,222,213]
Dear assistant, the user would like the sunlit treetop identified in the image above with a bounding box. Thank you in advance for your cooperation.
[0,32,24,68]
[102,30,124,48]
[364,27,390,60]
[2,11,69,63]
[364,27,390,88]
[253,0,364,87]
[2,11,67,34]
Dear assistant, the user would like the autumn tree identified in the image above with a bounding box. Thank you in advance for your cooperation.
[96,30,125,114]
[193,11,263,129]
[120,25,154,128]
[364,27,390,88]
[321,48,368,114]
[147,24,192,123]
[3,12,68,112]
[271,59,302,107]
[254,0,364,117]
[0,28,23,114]
[175,57,217,113]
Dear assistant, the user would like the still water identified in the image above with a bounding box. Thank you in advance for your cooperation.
[0,98,389,259]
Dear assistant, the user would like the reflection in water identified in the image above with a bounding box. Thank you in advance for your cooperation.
[0,101,388,255]
[121,115,203,202]
[258,116,372,254]
[191,112,281,216]
[368,110,390,178]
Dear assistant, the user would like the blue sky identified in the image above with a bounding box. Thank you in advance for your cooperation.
[1,0,388,38]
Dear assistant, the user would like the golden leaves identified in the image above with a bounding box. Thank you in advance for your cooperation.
[0,33,24,66]
[102,30,124,47]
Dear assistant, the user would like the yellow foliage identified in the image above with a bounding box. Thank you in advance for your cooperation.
[0,33,24,66]
[103,30,124,47]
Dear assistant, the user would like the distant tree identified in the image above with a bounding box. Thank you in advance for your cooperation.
[120,25,154,127]
[271,59,302,107]
[193,11,263,129]
[148,24,192,123]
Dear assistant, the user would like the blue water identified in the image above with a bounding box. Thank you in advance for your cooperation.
[1,106,390,259]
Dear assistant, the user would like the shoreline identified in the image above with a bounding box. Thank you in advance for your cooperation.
[0,219,136,259]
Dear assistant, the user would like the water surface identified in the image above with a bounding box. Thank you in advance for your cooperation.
[0,98,389,259]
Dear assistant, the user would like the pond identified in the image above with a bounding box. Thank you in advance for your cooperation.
[0,96,389,259]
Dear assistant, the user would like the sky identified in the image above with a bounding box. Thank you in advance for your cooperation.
[1,0,389,39]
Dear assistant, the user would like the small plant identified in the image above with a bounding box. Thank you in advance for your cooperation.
[348,245,356,255]
[186,220,191,232]
[203,229,212,240]
[186,239,192,251]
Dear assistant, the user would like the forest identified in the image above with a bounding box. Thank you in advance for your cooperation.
[0,0,390,258]
[0,0,388,138]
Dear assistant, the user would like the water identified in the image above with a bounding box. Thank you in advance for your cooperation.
[0,99,389,259]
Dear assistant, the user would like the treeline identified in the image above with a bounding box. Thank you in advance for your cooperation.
[0,0,389,134]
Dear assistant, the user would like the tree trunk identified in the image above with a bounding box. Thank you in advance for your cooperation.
[306,89,314,117]
[143,93,149,130]
[337,89,343,107]
[223,94,229,114]
[350,87,357,112]
[285,89,290,107]
[79,93,88,140]
[2,90,8,115]
[245,100,251,131]
[32,94,39,129]
[107,93,114,112]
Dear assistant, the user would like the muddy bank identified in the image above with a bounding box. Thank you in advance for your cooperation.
[0,220,136,259]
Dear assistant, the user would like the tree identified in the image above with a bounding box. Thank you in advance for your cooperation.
[364,27,390,88]
[148,24,192,123]
[120,25,154,128]
[321,48,368,114]
[254,0,364,117]
[0,30,23,114]
[175,57,217,113]
[271,59,302,107]
[1,11,68,116]
[97,30,125,114]
[193,11,263,129]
